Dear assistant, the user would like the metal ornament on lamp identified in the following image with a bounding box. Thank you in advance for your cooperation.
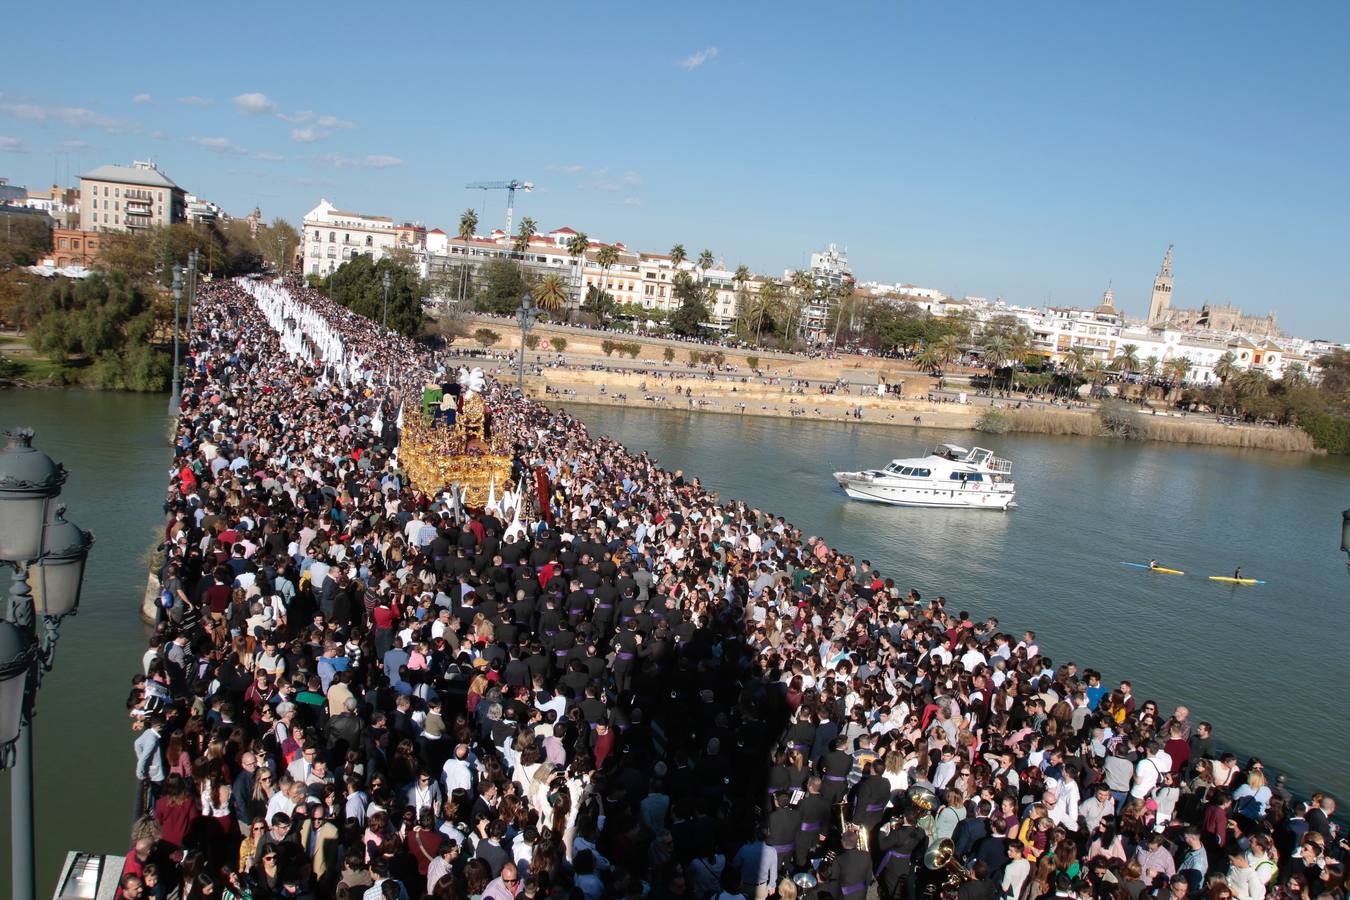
[516,293,539,391]
[0,427,93,900]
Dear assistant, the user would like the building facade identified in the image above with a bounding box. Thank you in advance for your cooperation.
[48,228,102,268]
[1146,245,1174,324]
[78,161,185,232]
[301,199,398,277]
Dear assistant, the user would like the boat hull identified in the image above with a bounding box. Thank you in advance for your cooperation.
[836,477,1016,510]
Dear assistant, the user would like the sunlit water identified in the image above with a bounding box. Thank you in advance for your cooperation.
[564,402,1350,802]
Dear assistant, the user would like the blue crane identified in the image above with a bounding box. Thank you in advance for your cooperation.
[465,179,534,241]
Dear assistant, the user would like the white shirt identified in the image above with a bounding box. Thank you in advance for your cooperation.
[442,757,473,797]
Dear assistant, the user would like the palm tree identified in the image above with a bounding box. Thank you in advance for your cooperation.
[734,265,750,289]
[1234,368,1270,400]
[533,273,568,317]
[786,269,813,345]
[915,343,944,376]
[1142,354,1161,403]
[936,333,962,372]
[457,208,478,306]
[1214,351,1238,384]
[1281,362,1309,388]
[697,249,714,282]
[1114,343,1140,375]
[513,216,536,254]
[981,335,1009,394]
[1058,347,1089,398]
[596,245,618,308]
[1164,356,1191,401]
[669,244,686,272]
[565,232,589,321]
[750,280,783,345]
[1085,357,1107,397]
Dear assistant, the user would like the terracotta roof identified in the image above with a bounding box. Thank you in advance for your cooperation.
[549,227,578,235]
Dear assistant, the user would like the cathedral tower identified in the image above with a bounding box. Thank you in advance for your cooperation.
[1147,245,1174,325]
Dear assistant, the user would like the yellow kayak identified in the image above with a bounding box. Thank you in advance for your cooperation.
[1121,563,1184,575]
[1208,576,1266,585]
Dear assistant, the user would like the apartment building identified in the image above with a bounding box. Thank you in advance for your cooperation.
[79,161,185,232]
[301,199,398,277]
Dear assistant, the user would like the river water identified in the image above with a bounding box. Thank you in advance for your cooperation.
[0,389,171,896]
[564,403,1350,802]
[1,389,1347,894]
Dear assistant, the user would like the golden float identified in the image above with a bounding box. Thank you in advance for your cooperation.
[399,392,513,509]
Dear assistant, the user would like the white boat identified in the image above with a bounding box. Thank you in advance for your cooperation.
[833,444,1016,510]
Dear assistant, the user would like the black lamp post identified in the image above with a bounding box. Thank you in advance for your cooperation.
[169,265,183,415]
[382,271,391,335]
[0,428,94,900]
[516,293,539,391]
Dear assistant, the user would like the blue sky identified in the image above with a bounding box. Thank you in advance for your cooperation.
[2,1,1347,339]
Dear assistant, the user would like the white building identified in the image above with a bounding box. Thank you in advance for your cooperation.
[302,199,398,277]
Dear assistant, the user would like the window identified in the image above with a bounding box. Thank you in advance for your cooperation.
[365,235,372,247]
[949,472,983,482]
[58,238,68,250]
[329,231,336,242]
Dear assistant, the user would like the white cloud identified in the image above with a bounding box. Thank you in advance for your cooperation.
[291,127,320,144]
[547,163,586,174]
[316,115,355,129]
[0,136,26,152]
[308,153,406,169]
[252,151,284,162]
[188,136,250,156]
[677,46,719,70]
[57,138,92,151]
[132,93,153,105]
[623,196,641,207]
[584,169,644,193]
[277,110,313,124]
[0,102,137,134]
[233,92,278,115]
[178,96,214,107]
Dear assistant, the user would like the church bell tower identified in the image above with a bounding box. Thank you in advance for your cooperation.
[1147,245,1174,325]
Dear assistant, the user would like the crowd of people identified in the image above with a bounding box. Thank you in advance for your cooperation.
[123,275,1344,900]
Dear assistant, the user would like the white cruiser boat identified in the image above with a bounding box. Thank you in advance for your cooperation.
[833,444,1016,510]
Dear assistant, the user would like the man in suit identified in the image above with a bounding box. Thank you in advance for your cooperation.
[298,801,340,890]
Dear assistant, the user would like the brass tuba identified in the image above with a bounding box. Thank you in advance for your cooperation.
[923,838,974,887]
[906,785,939,812]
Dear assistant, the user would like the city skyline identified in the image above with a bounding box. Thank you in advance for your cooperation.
[2,1,1347,339]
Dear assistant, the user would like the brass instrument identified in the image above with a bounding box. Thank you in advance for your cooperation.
[923,838,974,887]
[906,785,939,812]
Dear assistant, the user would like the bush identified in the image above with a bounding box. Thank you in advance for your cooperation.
[1301,412,1350,454]
[975,410,1009,434]
[747,355,760,370]
[525,334,541,350]
[687,349,703,365]
[550,337,567,353]
[663,347,675,364]
[473,328,500,347]
[1098,400,1142,439]
[601,339,616,356]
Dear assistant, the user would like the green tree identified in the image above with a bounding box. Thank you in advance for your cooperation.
[0,214,53,267]
[525,333,541,350]
[915,344,944,376]
[596,245,618,299]
[473,328,500,347]
[256,218,300,273]
[582,284,619,326]
[534,273,569,317]
[549,336,567,353]
[474,258,534,314]
[327,254,426,336]
[1214,351,1238,384]
[513,216,536,254]
[95,231,158,281]
[457,209,478,305]
[662,347,675,364]
[669,244,686,271]
[565,232,589,320]
[698,249,714,282]
[669,272,710,336]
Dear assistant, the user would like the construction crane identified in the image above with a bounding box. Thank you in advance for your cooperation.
[465,179,533,240]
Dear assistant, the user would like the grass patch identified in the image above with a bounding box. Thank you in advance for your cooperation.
[991,406,1317,452]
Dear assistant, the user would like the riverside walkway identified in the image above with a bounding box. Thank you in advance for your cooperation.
[123,275,1343,900]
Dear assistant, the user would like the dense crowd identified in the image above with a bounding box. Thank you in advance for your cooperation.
[124,276,1344,900]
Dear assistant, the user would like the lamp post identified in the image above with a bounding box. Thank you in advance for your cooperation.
[516,293,538,392]
[186,249,197,334]
[169,265,183,415]
[0,428,93,900]
[1341,509,1350,576]
[382,271,391,335]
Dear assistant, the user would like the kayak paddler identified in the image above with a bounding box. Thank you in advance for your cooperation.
[1233,566,1242,580]
[1149,559,1159,570]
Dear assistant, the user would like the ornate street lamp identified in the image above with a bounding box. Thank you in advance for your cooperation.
[1342,508,1350,575]
[516,293,539,392]
[382,270,391,335]
[0,428,93,900]
[169,265,183,415]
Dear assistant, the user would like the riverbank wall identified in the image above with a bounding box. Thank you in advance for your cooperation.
[523,367,1322,453]
[985,406,1318,452]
